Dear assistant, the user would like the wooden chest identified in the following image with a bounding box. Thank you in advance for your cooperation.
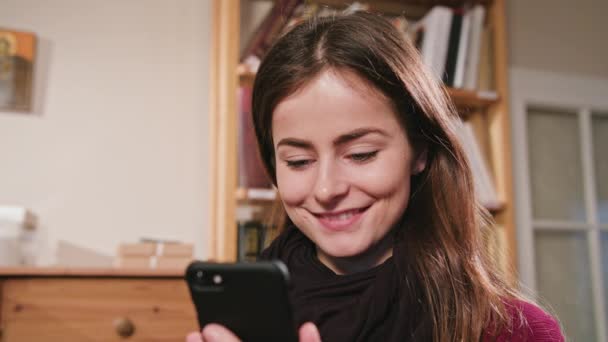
[0,268,197,341]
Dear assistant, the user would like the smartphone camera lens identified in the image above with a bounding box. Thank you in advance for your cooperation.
[213,274,223,285]
[196,270,204,280]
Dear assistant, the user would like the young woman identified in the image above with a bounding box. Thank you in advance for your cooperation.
[188,12,564,342]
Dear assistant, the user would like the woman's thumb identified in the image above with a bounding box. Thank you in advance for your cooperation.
[299,322,321,342]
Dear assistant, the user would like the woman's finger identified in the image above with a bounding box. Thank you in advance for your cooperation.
[299,322,322,342]
[186,331,203,342]
[201,323,242,342]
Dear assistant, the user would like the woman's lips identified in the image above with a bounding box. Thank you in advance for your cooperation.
[313,206,370,231]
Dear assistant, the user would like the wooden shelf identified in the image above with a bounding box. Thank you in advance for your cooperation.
[312,0,493,9]
[485,201,506,215]
[214,0,517,276]
[331,1,489,16]
[256,0,494,15]
[448,88,499,112]
[236,187,277,203]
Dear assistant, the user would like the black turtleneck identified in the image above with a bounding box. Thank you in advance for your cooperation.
[259,226,427,342]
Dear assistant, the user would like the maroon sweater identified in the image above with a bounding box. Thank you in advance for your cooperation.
[484,299,565,342]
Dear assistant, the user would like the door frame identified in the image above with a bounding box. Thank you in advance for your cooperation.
[510,67,608,340]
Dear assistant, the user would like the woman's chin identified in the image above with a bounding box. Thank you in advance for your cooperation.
[317,241,367,259]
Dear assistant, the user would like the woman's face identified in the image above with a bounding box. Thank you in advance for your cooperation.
[272,69,426,274]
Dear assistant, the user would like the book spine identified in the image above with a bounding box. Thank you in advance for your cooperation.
[463,5,485,90]
[240,0,302,62]
[238,220,266,262]
[453,8,472,88]
[452,119,499,208]
[443,8,463,86]
[476,26,494,92]
[239,86,272,188]
[429,8,453,81]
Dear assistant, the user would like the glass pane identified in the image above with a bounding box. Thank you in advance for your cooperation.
[527,108,585,221]
[535,230,596,341]
[592,113,608,224]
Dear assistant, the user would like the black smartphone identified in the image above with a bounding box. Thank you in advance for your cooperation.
[185,260,298,342]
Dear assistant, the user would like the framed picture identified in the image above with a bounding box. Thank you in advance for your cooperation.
[0,29,36,112]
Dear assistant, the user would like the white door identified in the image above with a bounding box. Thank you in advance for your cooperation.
[511,68,608,342]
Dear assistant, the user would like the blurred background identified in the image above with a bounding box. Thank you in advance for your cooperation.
[1,0,607,340]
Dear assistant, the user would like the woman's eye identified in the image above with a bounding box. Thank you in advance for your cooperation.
[286,159,312,169]
[349,151,378,162]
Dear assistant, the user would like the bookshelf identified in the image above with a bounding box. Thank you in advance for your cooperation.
[208,0,516,281]
[240,68,500,112]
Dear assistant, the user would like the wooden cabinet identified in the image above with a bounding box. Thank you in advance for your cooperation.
[207,0,516,280]
[0,268,197,342]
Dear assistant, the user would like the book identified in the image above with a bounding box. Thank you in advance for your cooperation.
[453,7,472,88]
[238,86,272,189]
[116,241,193,269]
[443,8,463,86]
[240,0,302,70]
[476,26,495,92]
[118,242,157,257]
[161,243,194,257]
[408,6,453,81]
[116,255,152,268]
[238,220,266,262]
[452,119,500,209]
[463,5,486,90]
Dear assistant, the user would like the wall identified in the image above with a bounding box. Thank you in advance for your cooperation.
[507,0,608,78]
[0,0,212,264]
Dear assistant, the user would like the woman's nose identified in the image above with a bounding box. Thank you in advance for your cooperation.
[313,161,349,205]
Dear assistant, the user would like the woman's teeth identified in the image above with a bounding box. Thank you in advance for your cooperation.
[322,209,360,221]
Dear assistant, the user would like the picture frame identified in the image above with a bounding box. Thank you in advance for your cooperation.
[0,29,36,112]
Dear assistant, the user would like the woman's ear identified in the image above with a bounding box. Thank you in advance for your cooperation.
[411,146,428,175]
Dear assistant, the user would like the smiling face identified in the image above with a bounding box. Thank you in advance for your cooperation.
[272,69,426,274]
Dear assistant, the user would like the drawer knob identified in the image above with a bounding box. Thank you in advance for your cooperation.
[114,317,136,338]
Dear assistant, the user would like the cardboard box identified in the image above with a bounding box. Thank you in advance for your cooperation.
[116,242,193,268]
[118,243,157,257]
[157,256,192,270]
[161,243,193,257]
[116,256,153,268]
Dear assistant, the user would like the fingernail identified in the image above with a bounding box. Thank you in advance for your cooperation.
[202,326,220,342]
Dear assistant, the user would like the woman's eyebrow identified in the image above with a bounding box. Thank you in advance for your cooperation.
[333,128,388,146]
[276,138,313,149]
[276,128,387,150]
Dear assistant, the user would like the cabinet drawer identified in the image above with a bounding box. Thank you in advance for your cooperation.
[1,278,197,341]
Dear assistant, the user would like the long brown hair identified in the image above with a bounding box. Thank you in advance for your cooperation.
[252,11,519,341]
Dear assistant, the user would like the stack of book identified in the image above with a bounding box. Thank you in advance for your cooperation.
[240,0,366,73]
[408,5,487,90]
[452,119,501,209]
[237,85,272,190]
[238,220,266,262]
[241,3,490,92]
[116,240,193,270]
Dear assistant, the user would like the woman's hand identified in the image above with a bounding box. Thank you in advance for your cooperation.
[186,322,321,342]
